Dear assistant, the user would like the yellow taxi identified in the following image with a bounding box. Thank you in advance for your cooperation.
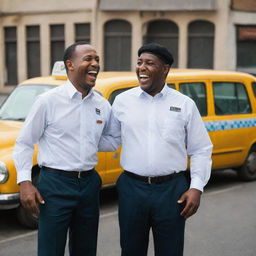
[0,61,256,228]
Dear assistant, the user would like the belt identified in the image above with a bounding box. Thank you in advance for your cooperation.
[124,170,184,184]
[42,166,94,179]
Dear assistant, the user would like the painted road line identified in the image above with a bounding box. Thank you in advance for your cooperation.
[0,210,118,244]
[100,210,118,219]
[0,185,245,244]
[0,231,37,244]
[205,184,244,196]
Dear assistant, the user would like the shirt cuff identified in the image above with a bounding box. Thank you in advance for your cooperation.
[189,176,205,192]
[17,170,32,184]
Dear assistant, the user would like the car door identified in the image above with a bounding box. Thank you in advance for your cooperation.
[177,80,213,167]
[208,80,253,169]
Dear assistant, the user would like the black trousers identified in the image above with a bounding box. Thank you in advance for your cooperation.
[37,168,101,256]
[116,172,189,256]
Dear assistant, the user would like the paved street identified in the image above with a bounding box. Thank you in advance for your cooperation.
[0,170,256,256]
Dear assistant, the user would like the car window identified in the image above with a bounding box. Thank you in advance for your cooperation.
[252,82,256,97]
[0,84,55,120]
[167,83,175,89]
[108,87,133,105]
[213,82,251,115]
[179,82,207,116]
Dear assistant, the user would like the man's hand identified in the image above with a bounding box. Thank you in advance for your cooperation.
[177,188,202,219]
[19,181,45,215]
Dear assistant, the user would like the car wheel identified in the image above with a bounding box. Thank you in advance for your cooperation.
[16,171,39,229]
[238,146,256,181]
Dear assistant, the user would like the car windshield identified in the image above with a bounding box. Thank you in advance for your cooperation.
[0,84,55,121]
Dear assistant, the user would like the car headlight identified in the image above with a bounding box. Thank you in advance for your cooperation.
[0,161,9,184]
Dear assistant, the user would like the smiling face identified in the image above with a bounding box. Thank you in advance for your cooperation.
[136,52,170,96]
[66,44,100,97]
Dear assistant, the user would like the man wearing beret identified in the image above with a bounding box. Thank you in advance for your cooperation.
[108,43,213,255]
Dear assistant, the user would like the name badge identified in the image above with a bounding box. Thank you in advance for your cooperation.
[170,106,181,112]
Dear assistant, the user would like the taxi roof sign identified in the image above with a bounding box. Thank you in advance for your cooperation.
[52,61,67,79]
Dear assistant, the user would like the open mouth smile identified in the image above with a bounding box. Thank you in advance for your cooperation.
[139,74,150,82]
[87,71,98,80]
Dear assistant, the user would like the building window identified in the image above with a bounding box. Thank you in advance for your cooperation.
[213,82,251,115]
[188,20,215,69]
[26,26,41,78]
[144,20,179,68]
[4,27,17,85]
[75,23,90,43]
[104,19,131,71]
[237,26,256,74]
[50,25,65,70]
[232,0,256,12]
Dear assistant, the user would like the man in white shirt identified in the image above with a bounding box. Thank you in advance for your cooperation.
[13,43,117,256]
[109,43,213,256]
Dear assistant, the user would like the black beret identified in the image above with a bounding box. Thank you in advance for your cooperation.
[138,43,174,66]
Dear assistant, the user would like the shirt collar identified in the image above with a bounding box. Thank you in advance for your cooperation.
[137,83,169,99]
[65,80,94,100]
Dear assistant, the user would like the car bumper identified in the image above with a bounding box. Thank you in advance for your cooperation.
[0,193,20,209]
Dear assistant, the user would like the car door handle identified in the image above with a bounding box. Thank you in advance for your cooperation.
[112,152,118,159]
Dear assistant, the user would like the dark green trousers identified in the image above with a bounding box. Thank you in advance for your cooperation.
[117,172,189,256]
[37,168,101,256]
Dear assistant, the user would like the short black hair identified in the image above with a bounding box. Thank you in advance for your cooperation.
[63,41,89,71]
[138,43,174,66]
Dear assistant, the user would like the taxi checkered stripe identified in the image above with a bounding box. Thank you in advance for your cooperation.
[204,118,256,132]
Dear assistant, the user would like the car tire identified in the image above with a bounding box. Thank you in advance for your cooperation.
[16,171,39,229]
[238,146,256,181]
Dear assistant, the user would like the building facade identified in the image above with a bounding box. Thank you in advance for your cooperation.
[0,0,256,93]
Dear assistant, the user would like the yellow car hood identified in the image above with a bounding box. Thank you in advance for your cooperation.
[0,120,23,149]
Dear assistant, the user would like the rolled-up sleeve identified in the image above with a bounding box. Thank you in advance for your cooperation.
[13,96,47,184]
[186,102,213,192]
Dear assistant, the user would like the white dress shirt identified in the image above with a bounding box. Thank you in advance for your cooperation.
[109,85,213,192]
[14,80,115,184]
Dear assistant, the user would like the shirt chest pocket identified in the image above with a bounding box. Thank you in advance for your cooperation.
[160,117,185,144]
